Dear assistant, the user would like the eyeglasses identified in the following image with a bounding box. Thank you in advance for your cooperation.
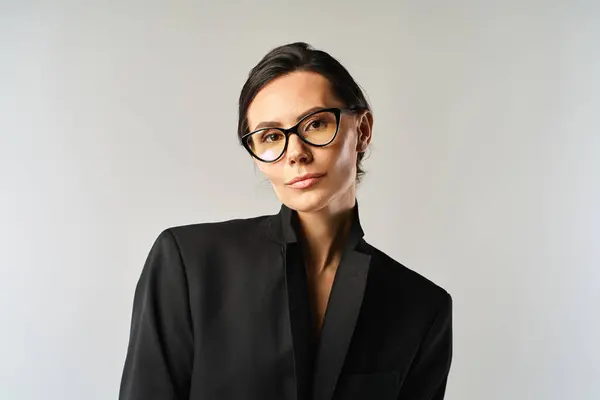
[241,107,356,163]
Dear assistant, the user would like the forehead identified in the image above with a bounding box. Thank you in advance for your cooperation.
[246,71,343,130]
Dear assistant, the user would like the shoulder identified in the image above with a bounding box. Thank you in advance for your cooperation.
[159,213,274,253]
[363,241,451,309]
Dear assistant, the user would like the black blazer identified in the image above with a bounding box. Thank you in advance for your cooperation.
[119,203,452,400]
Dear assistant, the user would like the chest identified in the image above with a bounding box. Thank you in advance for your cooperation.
[305,267,337,335]
[185,240,414,400]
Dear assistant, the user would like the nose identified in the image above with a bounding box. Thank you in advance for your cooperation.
[286,134,312,165]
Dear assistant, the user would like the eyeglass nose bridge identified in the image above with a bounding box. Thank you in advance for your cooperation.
[280,122,303,139]
[277,123,312,155]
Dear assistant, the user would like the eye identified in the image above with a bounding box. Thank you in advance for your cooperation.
[260,130,284,143]
[306,118,328,131]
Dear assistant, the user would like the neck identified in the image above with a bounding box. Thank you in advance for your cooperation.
[295,194,356,275]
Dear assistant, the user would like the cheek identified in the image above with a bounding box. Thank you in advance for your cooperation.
[261,149,279,161]
[257,161,284,185]
[331,130,358,170]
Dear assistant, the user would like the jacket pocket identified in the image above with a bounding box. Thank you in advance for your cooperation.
[333,371,400,400]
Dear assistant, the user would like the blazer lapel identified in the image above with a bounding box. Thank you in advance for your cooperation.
[285,241,313,400]
[312,251,370,400]
[312,206,371,400]
[267,205,313,400]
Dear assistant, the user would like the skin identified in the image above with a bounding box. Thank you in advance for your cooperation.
[246,71,373,334]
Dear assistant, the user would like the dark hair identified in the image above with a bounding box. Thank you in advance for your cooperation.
[237,42,371,183]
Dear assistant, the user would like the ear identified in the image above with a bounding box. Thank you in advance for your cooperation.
[356,110,373,152]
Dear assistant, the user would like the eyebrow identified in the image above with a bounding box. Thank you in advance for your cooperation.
[252,106,329,131]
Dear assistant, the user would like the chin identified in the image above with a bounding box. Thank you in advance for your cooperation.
[279,188,332,213]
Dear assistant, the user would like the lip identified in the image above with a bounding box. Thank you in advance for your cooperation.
[285,172,326,189]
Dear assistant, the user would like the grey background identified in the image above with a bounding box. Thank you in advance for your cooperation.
[1,1,599,399]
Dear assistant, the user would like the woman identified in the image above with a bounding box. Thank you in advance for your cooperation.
[119,42,452,400]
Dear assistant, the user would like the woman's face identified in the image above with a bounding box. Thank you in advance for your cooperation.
[246,71,372,213]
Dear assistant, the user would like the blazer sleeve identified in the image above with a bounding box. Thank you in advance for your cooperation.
[398,292,453,400]
[119,229,194,400]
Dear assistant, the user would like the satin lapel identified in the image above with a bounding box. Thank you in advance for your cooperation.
[267,206,312,400]
[312,241,371,400]
[285,242,313,400]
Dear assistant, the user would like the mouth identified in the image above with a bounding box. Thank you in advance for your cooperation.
[285,172,326,189]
